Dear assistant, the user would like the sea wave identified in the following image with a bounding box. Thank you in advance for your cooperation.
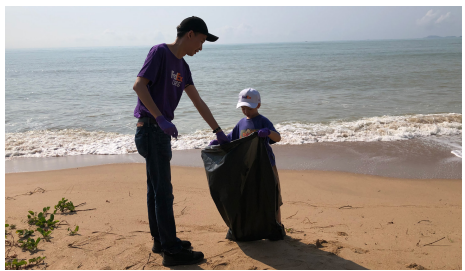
[5,113,461,159]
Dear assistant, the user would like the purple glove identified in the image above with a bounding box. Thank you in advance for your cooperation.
[209,139,219,146]
[216,131,230,145]
[258,128,270,138]
[155,116,178,139]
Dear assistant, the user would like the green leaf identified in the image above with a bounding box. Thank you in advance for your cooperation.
[28,211,34,215]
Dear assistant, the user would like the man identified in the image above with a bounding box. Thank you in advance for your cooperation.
[132,16,230,267]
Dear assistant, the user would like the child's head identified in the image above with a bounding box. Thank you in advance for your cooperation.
[236,88,261,119]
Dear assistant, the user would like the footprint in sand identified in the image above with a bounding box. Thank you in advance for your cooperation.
[212,261,229,270]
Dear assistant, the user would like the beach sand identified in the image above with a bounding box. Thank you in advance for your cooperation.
[5,162,461,270]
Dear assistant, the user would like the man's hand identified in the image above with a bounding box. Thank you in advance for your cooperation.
[216,131,230,145]
[209,139,219,146]
[156,116,178,139]
[258,128,271,138]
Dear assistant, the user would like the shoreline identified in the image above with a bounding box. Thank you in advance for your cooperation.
[5,138,462,179]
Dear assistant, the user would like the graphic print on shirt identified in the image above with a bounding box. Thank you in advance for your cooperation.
[171,70,183,87]
[240,128,257,138]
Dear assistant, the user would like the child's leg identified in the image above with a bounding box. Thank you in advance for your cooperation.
[272,165,283,225]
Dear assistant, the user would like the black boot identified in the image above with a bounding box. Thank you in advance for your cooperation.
[162,248,204,266]
[152,239,192,253]
[225,229,234,240]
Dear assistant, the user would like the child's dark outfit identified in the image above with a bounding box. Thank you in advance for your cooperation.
[227,114,283,209]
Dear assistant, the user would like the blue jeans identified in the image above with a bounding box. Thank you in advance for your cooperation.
[134,121,182,254]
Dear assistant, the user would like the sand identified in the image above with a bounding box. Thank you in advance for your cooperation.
[4,163,462,270]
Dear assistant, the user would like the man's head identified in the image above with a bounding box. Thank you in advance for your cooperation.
[176,16,218,56]
[237,88,261,119]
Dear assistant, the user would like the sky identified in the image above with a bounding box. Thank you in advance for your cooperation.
[4,6,464,49]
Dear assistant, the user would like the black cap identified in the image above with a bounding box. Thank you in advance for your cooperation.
[177,16,218,42]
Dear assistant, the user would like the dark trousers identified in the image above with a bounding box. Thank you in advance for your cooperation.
[134,121,182,254]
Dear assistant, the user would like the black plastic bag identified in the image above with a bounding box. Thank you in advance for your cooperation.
[201,133,284,241]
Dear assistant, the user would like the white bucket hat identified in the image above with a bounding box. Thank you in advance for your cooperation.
[236,88,261,109]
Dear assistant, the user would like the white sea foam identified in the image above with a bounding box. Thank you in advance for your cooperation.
[5,130,137,159]
[5,113,462,160]
[451,150,462,158]
[275,113,462,144]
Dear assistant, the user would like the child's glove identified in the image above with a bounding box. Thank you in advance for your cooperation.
[209,139,219,146]
[155,115,178,139]
[258,128,270,138]
[216,131,230,145]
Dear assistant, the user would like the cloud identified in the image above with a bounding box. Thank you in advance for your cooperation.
[416,9,452,29]
[435,12,451,24]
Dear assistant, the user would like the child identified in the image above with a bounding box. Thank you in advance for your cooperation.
[210,88,283,226]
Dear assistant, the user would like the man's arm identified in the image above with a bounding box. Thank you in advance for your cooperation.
[184,85,221,132]
[133,76,162,118]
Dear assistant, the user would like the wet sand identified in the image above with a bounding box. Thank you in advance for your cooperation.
[6,138,462,179]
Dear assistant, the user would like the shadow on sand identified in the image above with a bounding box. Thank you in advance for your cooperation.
[236,235,368,270]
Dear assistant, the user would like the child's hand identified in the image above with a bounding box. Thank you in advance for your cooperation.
[258,128,270,138]
[209,139,219,146]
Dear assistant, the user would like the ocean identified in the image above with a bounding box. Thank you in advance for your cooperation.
[5,38,462,159]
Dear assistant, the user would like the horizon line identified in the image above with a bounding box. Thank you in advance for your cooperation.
[5,36,462,50]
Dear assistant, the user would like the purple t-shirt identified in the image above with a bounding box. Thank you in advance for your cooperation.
[227,115,279,166]
[134,43,194,121]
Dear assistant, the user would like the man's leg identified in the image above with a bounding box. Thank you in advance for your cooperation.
[135,124,162,241]
[146,124,182,254]
[146,168,161,242]
[136,122,204,265]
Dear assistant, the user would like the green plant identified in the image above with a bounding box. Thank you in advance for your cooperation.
[68,226,79,236]
[38,212,59,229]
[27,211,38,225]
[54,198,76,213]
[42,207,50,215]
[18,237,41,252]
[28,256,46,265]
[5,224,9,237]
[5,259,27,270]
[5,257,46,270]
[9,224,16,230]
[285,227,294,233]
[28,209,59,230]
[36,228,52,241]
[16,229,34,238]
